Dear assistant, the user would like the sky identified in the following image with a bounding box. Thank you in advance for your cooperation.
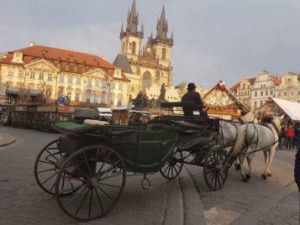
[1,0,300,88]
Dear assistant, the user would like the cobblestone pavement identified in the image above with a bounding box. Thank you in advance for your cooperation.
[0,126,205,225]
[187,149,298,225]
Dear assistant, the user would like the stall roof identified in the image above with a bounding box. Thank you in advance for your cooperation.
[271,97,300,121]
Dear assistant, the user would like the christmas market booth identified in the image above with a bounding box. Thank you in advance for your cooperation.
[203,81,249,120]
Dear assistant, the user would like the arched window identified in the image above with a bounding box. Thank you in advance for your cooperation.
[132,41,136,55]
[162,48,166,60]
[142,71,152,90]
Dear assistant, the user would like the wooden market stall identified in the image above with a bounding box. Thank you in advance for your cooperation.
[203,81,249,120]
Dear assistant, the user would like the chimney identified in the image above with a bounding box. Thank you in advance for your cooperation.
[29,41,35,47]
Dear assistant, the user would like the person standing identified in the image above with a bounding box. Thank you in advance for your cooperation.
[286,125,295,150]
[181,83,205,116]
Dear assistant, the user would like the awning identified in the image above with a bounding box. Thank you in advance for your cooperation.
[271,97,300,121]
[30,90,42,96]
[6,87,19,95]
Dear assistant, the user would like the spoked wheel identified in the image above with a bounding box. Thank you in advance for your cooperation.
[160,150,183,180]
[203,146,228,191]
[55,145,126,221]
[34,139,80,195]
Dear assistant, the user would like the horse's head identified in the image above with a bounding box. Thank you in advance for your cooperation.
[271,114,284,131]
[240,111,258,123]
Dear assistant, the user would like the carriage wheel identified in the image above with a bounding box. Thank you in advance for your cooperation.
[55,145,126,221]
[160,150,183,180]
[34,139,83,196]
[203,147,228,191]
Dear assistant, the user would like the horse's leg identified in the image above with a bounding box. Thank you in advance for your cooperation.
[266,144,277,177]
[245,156,252,180]
[262,149,270,180]
[239,155,248,182]
[234,158,241,170]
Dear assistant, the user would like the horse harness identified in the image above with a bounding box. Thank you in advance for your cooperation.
[242,122,279,156]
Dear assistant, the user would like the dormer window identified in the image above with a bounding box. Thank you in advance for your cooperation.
[12,52,23,63]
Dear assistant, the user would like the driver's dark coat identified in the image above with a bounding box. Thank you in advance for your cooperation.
[181,90,204,116]
[294,148,300,191]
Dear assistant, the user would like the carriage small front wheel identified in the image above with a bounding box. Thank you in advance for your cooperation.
[55,145,126,221]
[203,146,228,191]
[160,150,183,180]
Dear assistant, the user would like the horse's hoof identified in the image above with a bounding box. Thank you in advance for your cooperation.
[261,174,267,180]
[242,178,248,182]
[235,164,241,171]
[246,174,251,180]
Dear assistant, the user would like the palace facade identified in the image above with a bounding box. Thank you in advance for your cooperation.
[0,44,130,106]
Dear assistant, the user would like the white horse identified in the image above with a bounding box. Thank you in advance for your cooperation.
[229,115,283,182]
[217,111,257,169]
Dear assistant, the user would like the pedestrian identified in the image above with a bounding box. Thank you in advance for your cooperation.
[279,126,286,150]
[181,83,206,116]
[286,125,295,150]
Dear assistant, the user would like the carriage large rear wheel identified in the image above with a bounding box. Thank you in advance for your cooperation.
[160,150,183,180]
[55,145,126,221]
[203,146,228,191]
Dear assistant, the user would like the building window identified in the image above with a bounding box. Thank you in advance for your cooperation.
[298,91,300,95]
[265,90,268,96]
[18,70,23,78]
[76,77,81,85]
[70,65,74,71]
[270,90,273,96]
[278,92,281,97]
[48,74,52,81]
[131,42,136,54]
[291,91,294,96]
[111,82,115,89]
[39,72,44,80]
[260,91,263,96]
[75,93,80,101]
[67,92,72,99]
[95,80,100,87]
[119,83,123,91]
[30,71,35,79]
[88,79,93,88]
[254,101,257,108]
[254,91,257,97]
[162,48,166,60]
[60,75,64,83]
[101,81,107,88]
[68,77,72,84]
[284,92,287,96]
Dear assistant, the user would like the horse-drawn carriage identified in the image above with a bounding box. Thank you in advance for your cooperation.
[33,102,282,221]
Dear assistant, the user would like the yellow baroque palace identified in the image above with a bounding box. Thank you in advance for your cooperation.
[0,44,130,106]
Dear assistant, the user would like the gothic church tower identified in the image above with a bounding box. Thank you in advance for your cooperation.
[118,0,174,93]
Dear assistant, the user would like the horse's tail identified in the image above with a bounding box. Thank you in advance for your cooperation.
[231,124,248,157]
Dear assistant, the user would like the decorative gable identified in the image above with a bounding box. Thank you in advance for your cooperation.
[24,59,58,72]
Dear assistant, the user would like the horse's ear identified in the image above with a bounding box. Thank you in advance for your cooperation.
[280,114,285,120]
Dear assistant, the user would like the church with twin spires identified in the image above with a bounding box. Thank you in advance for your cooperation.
[113,0,177,101]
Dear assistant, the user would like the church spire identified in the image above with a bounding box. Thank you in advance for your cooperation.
[126,0,138,34]
[156,5,168,40]
[120,0,143,39]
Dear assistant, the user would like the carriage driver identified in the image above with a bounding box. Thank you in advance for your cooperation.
[181,83,207,117]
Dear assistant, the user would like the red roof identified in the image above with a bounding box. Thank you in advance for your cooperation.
[270,75,281,85]
[0,45,129,81]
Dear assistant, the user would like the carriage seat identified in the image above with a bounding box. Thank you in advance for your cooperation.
[83,119,109,126]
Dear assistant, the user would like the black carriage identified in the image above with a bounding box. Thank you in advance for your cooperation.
[34,102,229,221]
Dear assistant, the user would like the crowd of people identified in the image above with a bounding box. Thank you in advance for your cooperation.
[278,124,298,150]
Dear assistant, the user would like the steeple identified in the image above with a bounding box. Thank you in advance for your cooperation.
[156,6,168,40]
[120,0,143,39]
[126,0,138,34]
[152,6,173,46]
